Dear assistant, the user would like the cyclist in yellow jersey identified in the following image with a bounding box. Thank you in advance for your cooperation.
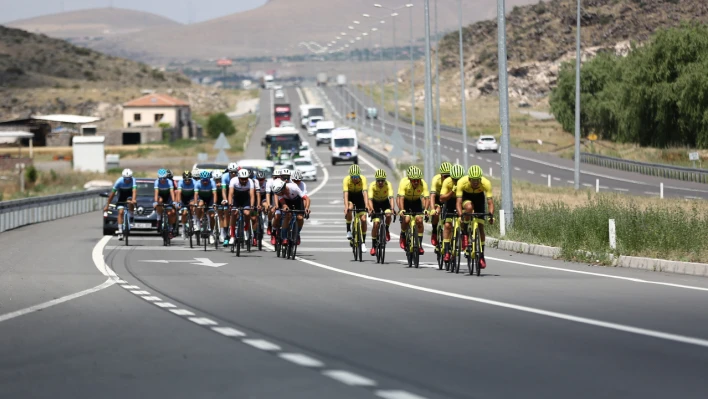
[367,169,395,256]
[397,166,429,254]
[439,164,465,262]
[342,164,370,252]
[429,162,452,247]
[456,165,495,269]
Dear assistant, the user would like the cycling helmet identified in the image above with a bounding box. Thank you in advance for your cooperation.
[157,168,167,178]
[439,162,452,175]
[349,165,361,177]
[200,170,211,180]
[237,169,250,179]
[121,168,133,178]
[227,162,239,172]
[406,166,423,179]
[212,170,223,180]
[374,169,387,179]
[192,168,200,177]
[292,170,303,181]
[273,169,281,177]
[166,169,173,179]
[469,165,483,179]
[271,179,286,194]
[256,171,266,180]
[280,168,291,177]
[183,170,192,179]
[450,164,465,180]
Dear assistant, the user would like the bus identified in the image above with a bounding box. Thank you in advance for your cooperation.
[261,127,302,160]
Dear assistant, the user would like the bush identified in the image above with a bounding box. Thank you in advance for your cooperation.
[25,165,38,185]
[206,113,236,139]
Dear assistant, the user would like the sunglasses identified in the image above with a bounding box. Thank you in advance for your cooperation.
[410,179,421,183]
[376,179,386,183]
[351,175,360,179]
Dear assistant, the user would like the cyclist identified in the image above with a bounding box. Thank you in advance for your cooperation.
[195,170,218,244]
[154,168,177,236]
[456,165,495,269]
[271,179,311,246]
[342,165,370,252]
[166,169,177,190]
[228,169,256,245]
[104,168,137,240]
[291,170,308,194]
[439,164,465,263]
[430,162,452,247]
[212,170,230,245]
[271,168,293,244]
[397,166,429,254]
[222,163,240,246]
[367,169,394,256]
[177,171,197,240]
[266,169,280,244]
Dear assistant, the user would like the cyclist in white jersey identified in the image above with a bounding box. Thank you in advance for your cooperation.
[272,180,310,246]
[291,170,308,195]
[270,168,291,244]
[266,169,281,244]
[228,169,255,245]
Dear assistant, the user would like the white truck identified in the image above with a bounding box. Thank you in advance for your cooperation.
[314,120,335,145]
[330,127,358,165]
[317,72,328,87]
[336,74,347,86]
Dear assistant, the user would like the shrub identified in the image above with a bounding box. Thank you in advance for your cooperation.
[25,165,38,185]
[206,113,236,139]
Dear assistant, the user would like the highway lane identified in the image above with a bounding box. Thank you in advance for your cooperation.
[2,86,708,398]
[322,84,708,200]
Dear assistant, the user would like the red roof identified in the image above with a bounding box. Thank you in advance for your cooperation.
[123,93,189,107]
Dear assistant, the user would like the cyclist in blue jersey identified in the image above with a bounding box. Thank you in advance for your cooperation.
[153,169,177,235]
[196,170,218,244]
[103,168,137,240]
[221,163,239,246]
[177,171,198,239]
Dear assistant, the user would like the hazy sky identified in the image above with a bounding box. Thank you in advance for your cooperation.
[0,0,267,24]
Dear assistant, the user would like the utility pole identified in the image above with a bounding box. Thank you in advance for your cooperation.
[434,0,442,168]
[497,0,514,227]
[423,0,434,183]
[458,0,469,169]
[409,5,417,162]
[574,0,581,190]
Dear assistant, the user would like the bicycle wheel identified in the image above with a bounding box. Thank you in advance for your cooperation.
[214,214,220,250]
[406,230,413,268]
[188,214,194,249]
[351,223,359,261]
[236,216,242,257]
[203,217,208,252]
[453,227,462,273]
[123,214,130,247]
[474,227,482,277]
[413,235,420,269]
[245,220,252,253]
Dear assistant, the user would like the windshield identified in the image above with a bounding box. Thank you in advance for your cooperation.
[275,111,291,117]
[334,138,355,147]
[316,128,333,134]
[309,108,324,117]
[481,137,496,142]
[136,182,155,197]
[294,159,312,166]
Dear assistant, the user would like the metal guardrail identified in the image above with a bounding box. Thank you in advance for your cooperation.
[0,190,104,234]
[580,153,708,184]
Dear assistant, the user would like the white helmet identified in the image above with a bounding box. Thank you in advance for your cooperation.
[292,170,303,180]
[237,169,250,178]
[122,168,133,178]
[228,162,239,172]
[273,169,281,176]
[271,179,286,194]
[212,170,223,180]
[192,167,200,177]
[279,168,291,177]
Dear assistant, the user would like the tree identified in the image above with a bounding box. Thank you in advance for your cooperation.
[206,113,236,139]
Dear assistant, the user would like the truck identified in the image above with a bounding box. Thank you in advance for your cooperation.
[273,103,291,127]
[261,74,275,89]
[336,74,347,86]
[316,72,328,87]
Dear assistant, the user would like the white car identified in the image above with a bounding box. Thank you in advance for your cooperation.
[273,85,283,91]
[306,116,325,135]
[475,135,499,153]
[293,157,318,181]
[299,141,312,158]
[274,90,285,99]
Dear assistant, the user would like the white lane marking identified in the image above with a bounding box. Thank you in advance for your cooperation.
[0,236,116,324]
[514,167,521,171]
[291,254,708,348]
[141,296,162,301]
[115,279,127,283]
[279,353,325,367]
[527,170,535,175]
[553,177,561,181]
[121,285,140,289]
[567,180,574,184]
[169,309,195,316]
[322,370,377,386]
[376,390,429,399]
[243,339,281,351]
[495,161,501,165]
[188,317,218,326]
[154,302,177,308]
[130,290,150,295]
[613,187,629,191]
[212,327,246,337]
[295,87,306,104]
[582,183,592,187]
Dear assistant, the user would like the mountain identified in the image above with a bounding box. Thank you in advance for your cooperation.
[5,8,181,39]
[82,0,540,62]
[0,25,191,88]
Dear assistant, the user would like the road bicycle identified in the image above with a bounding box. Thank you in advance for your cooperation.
[402,210,427,269]
[369,211,395,264]
[281,209,308,260]
[257,206,268,251]
[196,204,217,252]
[462,212,493,276]
[159,204,174,247]
[349,208,368,262]
[230,206,252,257]
[443,210,462,273]
[435,204,448,270]
[116,200,133,246]
[178,202,197,248]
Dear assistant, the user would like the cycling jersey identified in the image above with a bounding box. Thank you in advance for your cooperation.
[455,176,493,199]
[278,182,306,210]
[154,179,173,202]
[196,179,217,199]
[177,179,196,204]
[215,183,226,204]
[294,181,307,196]
[342,175,367,193]
[230,178,255,208]
[112,177,136,202]
[368,181,393,202]
[397,177,430,201]
[439,177,460,218]
[430,173,448,195]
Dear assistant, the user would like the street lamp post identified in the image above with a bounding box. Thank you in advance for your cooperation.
[574,0,581,190]
[497,0,514,227]
[434,0,441,168]
[408,5,416,162]
[458,0,468,169]
[423,0,434,183]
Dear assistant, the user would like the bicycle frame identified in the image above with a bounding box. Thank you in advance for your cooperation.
[462,212,492,276]
[402,211,426,268]
[349,208,367,262]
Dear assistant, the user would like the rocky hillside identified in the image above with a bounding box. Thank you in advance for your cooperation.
[436,0,708,101]
[0,25,191,88]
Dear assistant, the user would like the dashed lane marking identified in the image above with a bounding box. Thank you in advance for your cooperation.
[169,309,195,316]
[212,327,246,337]
[376,390,429,399]
[279,353,325,367]
[323,370,377,386]
[155,302,177,308]
[243,339,281,351]
[141,296,162,301]
[130,290,150,295]
[188,317,218,326]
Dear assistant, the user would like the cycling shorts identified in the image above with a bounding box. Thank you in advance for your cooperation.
[347,192,366,210]
[232,191,251,209]
[461,192,486,225]
[402,199,424,214]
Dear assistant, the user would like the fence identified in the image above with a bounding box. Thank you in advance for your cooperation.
[0,190,104,234]
[580,153,708,184]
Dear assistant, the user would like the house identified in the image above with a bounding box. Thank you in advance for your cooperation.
[123,93,194,139]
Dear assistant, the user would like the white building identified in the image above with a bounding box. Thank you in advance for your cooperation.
[123,93,191,130]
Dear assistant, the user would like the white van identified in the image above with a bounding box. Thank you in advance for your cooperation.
[314,120,335,145]
[299,104,313,128]
[306,115,325,135]
[330,127,358,166]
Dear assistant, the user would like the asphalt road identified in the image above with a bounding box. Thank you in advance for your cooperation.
[320,84,708,200]
[2,86,708,398]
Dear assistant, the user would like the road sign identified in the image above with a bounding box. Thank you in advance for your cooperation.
[215,149,229,164]
[214,133,231,150]
[689,152,700,161]
[140,258,227,267]
[587,133,598,141]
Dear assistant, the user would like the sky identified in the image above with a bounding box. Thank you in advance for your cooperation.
[0,0,267,24]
